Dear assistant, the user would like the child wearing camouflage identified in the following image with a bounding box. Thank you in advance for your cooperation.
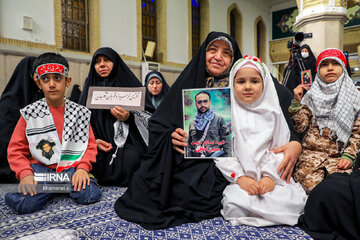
[290,48,360,194]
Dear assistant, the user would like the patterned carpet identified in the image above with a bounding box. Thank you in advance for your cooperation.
[0,185,312,240]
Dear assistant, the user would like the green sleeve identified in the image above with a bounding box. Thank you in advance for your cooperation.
[288,101,301,113]
[341,152,356,165]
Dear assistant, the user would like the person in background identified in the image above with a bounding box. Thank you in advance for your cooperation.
[69,84,82,103]
[0,56,44,183]
[283,44,316,93]
[144,70,170,109]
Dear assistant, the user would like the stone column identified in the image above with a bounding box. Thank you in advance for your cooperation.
[294,0,349,56]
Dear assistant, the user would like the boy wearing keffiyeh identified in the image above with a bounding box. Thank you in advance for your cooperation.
[290,48,360,194]
[5,52,101,214]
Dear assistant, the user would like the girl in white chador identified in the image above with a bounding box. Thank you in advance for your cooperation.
[215,56,307,227]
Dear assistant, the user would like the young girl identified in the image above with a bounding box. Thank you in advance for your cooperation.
[215,56,307,227]
[290,48,360,194]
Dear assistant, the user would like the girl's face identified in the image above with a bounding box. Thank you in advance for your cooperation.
[94,55,114,78]
[319,59,343,83]
[147,77,163,96]
[205,40,232,77]
[233,67,263,104]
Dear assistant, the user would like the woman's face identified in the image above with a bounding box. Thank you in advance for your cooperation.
[147,77,163,96]
[94,55,114,78]
[301,48,309,54]
[205,40,232,77]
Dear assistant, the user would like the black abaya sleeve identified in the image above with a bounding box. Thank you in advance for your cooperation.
[272,75,301,143]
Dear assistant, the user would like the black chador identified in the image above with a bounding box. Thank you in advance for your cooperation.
[0,57,44,183]
[79,47,154,187]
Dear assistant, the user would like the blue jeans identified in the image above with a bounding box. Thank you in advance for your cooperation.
[5,163,102,214]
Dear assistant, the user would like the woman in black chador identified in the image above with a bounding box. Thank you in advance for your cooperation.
[114,32,302,230]
[298,168,360,240]
[79,47,154,186]
[0,56,43,183]
[283,44,316,93]
[144,70,170,109]
[69,84,82,103]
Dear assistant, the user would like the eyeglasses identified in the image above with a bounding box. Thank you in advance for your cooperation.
[197,99,209,105]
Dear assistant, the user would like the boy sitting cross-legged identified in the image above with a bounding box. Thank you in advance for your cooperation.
[5,52,101,214]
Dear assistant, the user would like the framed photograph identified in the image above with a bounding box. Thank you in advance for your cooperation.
[85,86,146,110]
[183,87,232,159]
[301,70,312,86]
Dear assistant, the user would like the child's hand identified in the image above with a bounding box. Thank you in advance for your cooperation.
[19,175,37,196]
[111,106,130,121]
[293,84,306,102]
[337,158,352,170]
[72,169,90,191]
[236,176,259,195]
[96,139,113,152]
[258,176,275,195]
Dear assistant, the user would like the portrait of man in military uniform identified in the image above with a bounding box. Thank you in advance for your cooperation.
[184,89,231,158]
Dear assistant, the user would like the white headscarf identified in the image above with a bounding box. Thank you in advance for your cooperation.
[301,48,360,148]
[227,56,290,181]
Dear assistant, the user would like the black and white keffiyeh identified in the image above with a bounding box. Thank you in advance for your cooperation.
[21,98,91,172]
[110,110,151,165]
[194,110,215,131]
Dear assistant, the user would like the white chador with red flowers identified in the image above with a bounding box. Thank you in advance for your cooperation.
[215,56,307,227]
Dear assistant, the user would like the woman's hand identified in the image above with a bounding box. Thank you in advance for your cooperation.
[96,139,113,152]
[171,128,188,154]
[271,141,302,183]
[111,106,130,121]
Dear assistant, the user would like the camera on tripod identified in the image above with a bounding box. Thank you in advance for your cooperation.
[287,32,313,59]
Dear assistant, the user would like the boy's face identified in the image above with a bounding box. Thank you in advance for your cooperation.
[319,59,343,83]
[233,67,263,104]
[35,73,71,107]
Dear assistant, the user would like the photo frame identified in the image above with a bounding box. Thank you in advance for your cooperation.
[183,87,232,159]
[301,70,312,86]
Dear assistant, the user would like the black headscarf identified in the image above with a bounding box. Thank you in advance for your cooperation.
[0,56,44,183]
[69,84,81,103]
[79,47,154,186]
[144,70,170,109]
[300,44,316,76]
[79,47,154,138]
[79,47,153,108]
[115,32,242,229]
[283,44,316,93]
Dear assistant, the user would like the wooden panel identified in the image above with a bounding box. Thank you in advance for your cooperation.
[269,38,292,63]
